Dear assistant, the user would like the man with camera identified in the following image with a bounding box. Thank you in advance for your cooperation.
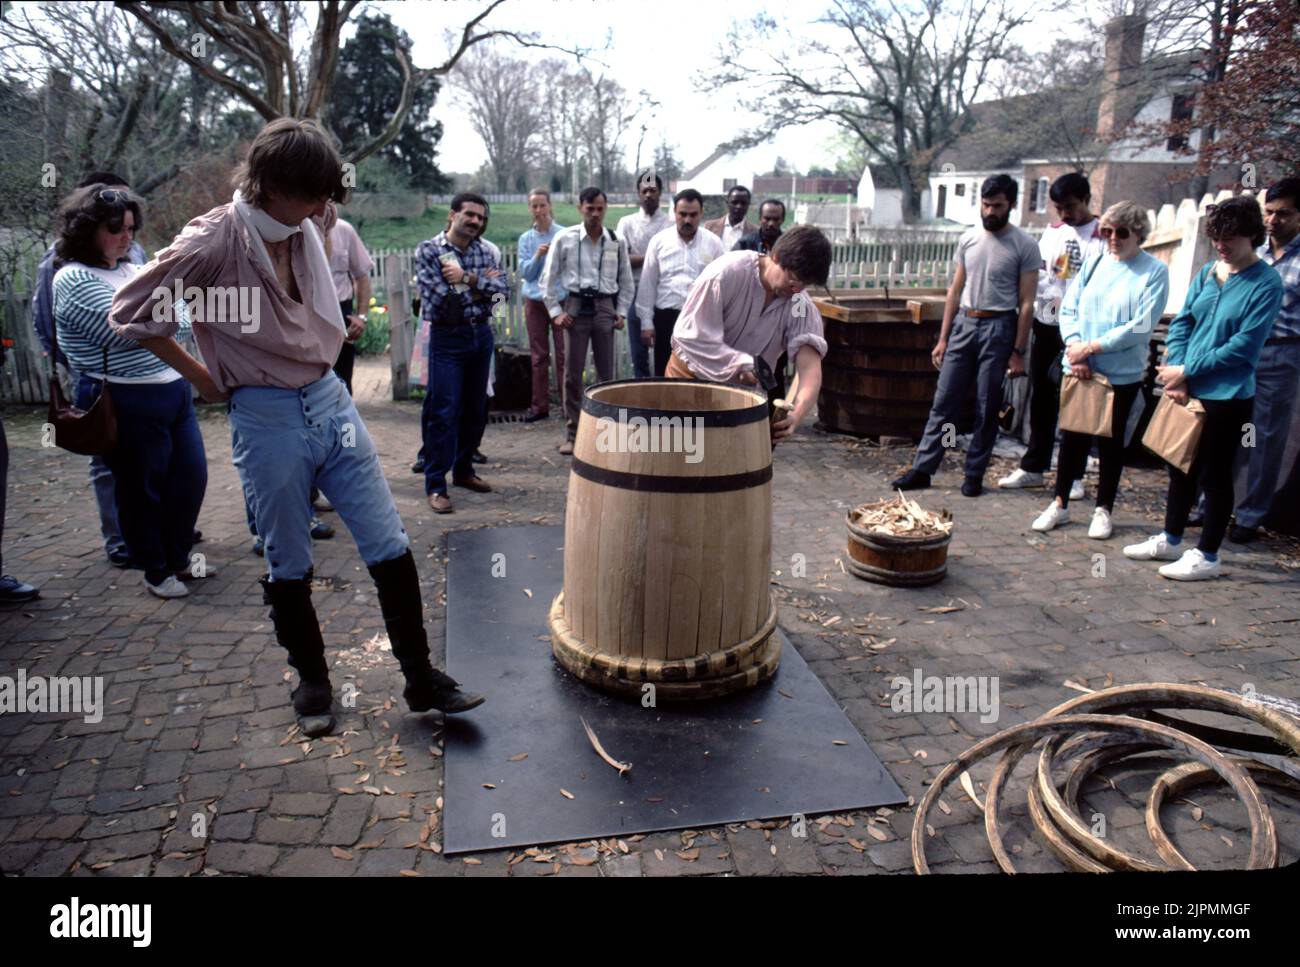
[540,187,634,455]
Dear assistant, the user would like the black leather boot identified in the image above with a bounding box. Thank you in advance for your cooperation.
[367,550,486,714]
[261,576,335,736]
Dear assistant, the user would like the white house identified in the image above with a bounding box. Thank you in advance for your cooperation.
[856,165,920,227]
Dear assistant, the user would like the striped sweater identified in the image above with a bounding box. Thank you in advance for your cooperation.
[53,262,189,381]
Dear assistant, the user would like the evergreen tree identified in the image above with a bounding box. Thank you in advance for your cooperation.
[330,12,450,191]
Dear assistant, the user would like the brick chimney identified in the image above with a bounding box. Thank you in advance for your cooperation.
[1096,15,1146,139]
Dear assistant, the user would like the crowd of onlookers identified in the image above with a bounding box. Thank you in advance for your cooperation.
[889,172,1295,581]
[0,162,1296,605]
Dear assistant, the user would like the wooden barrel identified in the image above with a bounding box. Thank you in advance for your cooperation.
[814,292,976,440]
[845,511,952,587]
[549,378,780,700]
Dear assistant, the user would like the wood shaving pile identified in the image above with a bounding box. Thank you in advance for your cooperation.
[850,494,953,538]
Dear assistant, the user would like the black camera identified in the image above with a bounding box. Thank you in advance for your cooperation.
[576,287,600,317]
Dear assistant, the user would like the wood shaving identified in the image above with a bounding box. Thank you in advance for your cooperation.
[850,494,953,538]
[580,717,632,775]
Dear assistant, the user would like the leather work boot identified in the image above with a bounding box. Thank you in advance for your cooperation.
[261,576,335,736]
[367,550,486,715]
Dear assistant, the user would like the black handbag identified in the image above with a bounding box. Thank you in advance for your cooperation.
[47,324,118,456]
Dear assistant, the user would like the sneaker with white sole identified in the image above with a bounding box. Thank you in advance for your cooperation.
[1088,507,1113,540]
[145,574,189,598]
[1069,479,1085,501]
[1032,501,1070,532]
[1159,548,1221,581]
[1123,533,1183,561]
[999,469,1044,488]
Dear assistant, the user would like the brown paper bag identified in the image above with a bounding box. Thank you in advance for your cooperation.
[1142,394,1207,474]
[1058,372,1114,438]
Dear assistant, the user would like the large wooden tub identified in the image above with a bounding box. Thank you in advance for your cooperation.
[814,289,975,440]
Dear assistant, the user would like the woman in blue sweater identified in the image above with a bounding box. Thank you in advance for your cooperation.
[1032,201,1170,539]
[52,185,208,599]
[1124,196,1284,580]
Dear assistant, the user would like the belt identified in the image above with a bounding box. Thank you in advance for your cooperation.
[963,307,1015,319]
[430,316,490,327]
[667,351,698,379]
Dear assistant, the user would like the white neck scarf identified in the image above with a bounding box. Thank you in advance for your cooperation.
[232,190,344,332]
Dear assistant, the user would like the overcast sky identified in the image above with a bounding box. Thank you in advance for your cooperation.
[376,0,843,176]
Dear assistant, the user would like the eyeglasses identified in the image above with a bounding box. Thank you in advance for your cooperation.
[98,189,129,205]
[1099,225,1131,240]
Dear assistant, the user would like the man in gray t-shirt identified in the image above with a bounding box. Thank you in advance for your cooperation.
[892,174,1039,496]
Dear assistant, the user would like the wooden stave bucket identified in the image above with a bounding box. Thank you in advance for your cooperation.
[844,511,952,587]
[550,378,780,699]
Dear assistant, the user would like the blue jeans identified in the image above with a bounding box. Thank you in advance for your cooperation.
[77,376,207,580]
[70,369,125,555]
[229,374,408,581]
[421,322,493,496]
[913,310,1018,479]
[626,293,651,379]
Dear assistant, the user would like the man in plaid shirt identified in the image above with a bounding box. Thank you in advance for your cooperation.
[415,193,509,513]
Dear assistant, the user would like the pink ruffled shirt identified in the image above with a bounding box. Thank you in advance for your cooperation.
[670,251,827,382]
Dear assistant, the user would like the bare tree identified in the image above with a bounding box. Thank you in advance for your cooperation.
[113,0,584,164]
[584,71,639,189]
[702,0,1037,221]
[449,44,542,192]
[534,62,594,193]
[1090,0,1268,192]
[986,39,1109,173]
[0,3,199,193]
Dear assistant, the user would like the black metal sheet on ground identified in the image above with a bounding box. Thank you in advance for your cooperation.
[443,524,907,855]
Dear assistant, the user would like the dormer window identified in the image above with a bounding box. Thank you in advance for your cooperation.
[1167,92,1195,151]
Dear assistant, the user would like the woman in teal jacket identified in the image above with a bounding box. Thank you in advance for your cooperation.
[1124,196,1284,580]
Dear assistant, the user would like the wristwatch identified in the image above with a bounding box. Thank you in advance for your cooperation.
[1011,346,1027,357]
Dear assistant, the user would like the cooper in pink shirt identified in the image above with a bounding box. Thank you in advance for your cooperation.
[670,226,834,442]
[671,250,828,381]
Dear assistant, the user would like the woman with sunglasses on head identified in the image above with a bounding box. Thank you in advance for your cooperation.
[1124,195,1283,580]
[52,185,208,599]
[1031,201,1170,538]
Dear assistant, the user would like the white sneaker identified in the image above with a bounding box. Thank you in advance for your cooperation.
[1088,507,1113,540]
[1032,501,1070,532]
[1159,548,1222,581]
[1123,534,1183,561]
[1069,479,1085,501]
[999,469,1044,488]
[145,574,190,599]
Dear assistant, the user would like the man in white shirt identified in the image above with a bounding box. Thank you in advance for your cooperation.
[616,171,672,378]
[326,218,373,396]
[1000,172,1105,494]
[638,189,725,377]
[704,186,760,252]
[540,186,634,454]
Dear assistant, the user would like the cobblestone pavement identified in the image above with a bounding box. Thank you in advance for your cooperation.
[2,357,1298,876]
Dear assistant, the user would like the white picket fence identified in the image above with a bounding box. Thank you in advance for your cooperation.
[366,244,963,331]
